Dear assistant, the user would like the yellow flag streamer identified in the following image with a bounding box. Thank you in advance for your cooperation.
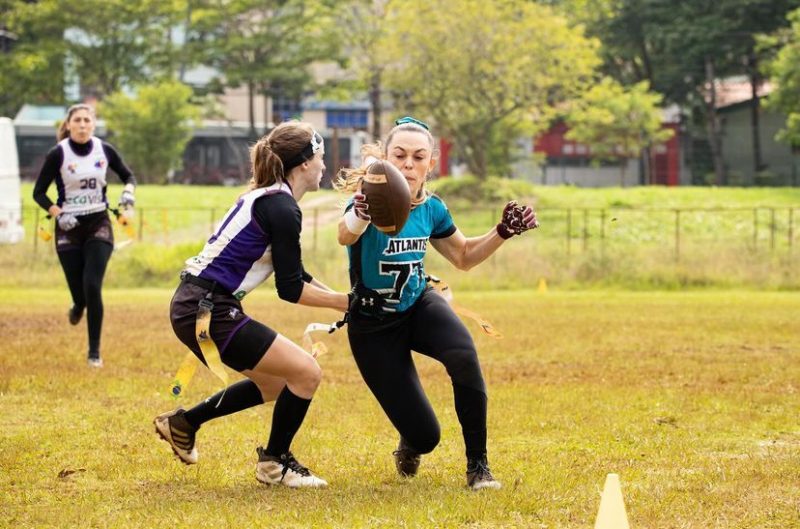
[195,298,230,386]
[37,225,52,241]
[170,352,200,398]
[428,275,503,339]
[302,322,338,358]
[111,205,136,239]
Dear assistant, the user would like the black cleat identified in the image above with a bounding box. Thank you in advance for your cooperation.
[68,305,84,325]
[466,455,501,490]
[392,438,421,477]
[154,408,198,464]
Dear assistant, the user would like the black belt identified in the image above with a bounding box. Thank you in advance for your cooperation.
[180,271,227,294]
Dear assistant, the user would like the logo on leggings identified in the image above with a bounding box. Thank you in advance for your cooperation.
[228,308,240,319]
[94,226,110,239]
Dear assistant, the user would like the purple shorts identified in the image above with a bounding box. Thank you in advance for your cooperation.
[169,281,278,372]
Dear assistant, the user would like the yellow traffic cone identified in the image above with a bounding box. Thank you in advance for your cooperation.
[537,277,548,293]
[594,473,630,529]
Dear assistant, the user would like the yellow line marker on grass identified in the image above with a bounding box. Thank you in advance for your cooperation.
[594,473,630,529]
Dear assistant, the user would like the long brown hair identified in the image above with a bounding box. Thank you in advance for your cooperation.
[249,121,315,190]
[57,104,96,142]
[334,122,435,207]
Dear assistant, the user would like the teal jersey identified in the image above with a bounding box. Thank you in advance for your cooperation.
[348,194,456,313]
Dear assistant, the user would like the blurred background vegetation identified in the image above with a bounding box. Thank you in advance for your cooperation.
[3,0,800,185]
[3,0,800,290]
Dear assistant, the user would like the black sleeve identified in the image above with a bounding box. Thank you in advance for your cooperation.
[302,268,313,283]
[102,142,136,186]
[252,193,306,303]
[32,145,64,212]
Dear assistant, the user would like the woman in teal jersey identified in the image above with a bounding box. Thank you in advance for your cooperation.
[335,117,538,490]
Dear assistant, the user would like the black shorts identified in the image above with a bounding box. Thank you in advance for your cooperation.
[169,281,278,372]
[55,211,114,252]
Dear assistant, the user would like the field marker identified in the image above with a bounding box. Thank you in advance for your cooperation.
[537,277,548,293]
[594,473,630,529]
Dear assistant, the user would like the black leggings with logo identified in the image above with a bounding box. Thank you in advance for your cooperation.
[58,240,113,356]
[348,288,489,460]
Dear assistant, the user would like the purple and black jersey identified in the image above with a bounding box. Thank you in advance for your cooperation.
[184,183,311,301]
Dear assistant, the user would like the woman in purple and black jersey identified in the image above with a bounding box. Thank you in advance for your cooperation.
[154,121,351,488]
[32,104,136,368]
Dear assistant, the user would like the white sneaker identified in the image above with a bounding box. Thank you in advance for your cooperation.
[154,408,198,465]
[87,357,103,368]
[255,448,327,488]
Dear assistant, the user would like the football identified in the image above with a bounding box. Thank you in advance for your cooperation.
[361,160,411,236]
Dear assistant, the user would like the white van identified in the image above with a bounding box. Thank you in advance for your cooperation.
[0,117,25,244]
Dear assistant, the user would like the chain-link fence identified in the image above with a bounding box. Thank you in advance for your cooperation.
[5,204,798,289]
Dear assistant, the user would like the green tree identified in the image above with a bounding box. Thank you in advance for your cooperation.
[100,80,200,184]
[0,0,68,115]
[381,0,600,179]
[764,8,800,149]
[334,0,392,140]
[193,0,340,137]
[1,0,187,113]
[566,78,673,185]
[557,0,800,184]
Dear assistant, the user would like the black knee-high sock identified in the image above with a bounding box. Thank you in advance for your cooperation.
[453,383,488,460]
[183,379,264,430]
[264,386,312,456]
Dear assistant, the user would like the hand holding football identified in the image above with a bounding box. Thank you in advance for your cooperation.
[361,160,411,236]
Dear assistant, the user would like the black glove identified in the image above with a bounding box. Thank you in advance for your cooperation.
[348,283,394,317]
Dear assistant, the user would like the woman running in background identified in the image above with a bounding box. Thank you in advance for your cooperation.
[32,103,136,368]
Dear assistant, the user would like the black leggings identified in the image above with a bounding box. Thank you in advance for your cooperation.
[348,289,488,459]
[58,240,113,354]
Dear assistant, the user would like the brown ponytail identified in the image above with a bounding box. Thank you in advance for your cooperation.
[249,121,315,190]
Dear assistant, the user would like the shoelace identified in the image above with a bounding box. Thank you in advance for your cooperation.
[468,460,494,483]
[280,453,311,478]
[393,449,420,462]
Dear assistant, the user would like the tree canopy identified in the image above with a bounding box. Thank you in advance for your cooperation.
[566,78,673,185]
[764,7,800,149]
[101,80,200,184]
[380,0,600,179]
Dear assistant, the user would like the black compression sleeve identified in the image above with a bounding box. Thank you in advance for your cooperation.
[252,193,306,303]
[102,142,136,185]
[32,145,64,212]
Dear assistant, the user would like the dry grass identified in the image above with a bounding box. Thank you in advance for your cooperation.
[1,287,799,528]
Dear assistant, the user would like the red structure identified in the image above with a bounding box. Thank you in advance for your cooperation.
[534,121,681,185]
[438,137,452,176]
[438,120,680,185]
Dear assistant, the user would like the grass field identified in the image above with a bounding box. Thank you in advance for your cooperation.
[1,287,798,528]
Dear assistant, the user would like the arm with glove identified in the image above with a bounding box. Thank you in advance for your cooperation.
[430,200,539,271]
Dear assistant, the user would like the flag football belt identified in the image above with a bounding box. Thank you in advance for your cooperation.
[180,271,227,294]
[169,273,230,399]
[426,275,502,339]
